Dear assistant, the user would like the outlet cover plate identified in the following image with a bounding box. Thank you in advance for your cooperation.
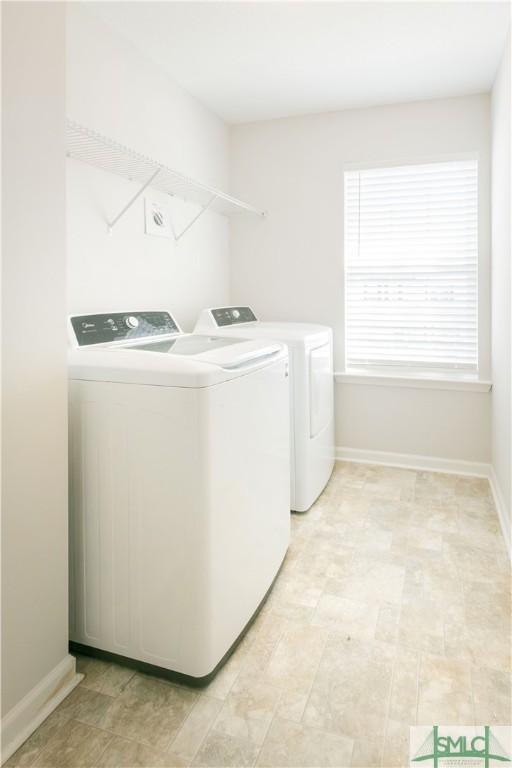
[145,198,173,239]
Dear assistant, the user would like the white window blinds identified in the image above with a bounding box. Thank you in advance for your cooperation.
[344,159,478,372]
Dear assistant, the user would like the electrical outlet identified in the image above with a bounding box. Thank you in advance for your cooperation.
[144,198,173,239]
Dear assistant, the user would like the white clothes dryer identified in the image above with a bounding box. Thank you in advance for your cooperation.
[194,307,334,512]
[68,310,290,684]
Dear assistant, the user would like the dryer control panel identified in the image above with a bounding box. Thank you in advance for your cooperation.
[211,306,257,327]
[70,311,180,347]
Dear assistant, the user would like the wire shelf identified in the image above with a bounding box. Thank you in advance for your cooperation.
[66,120,265,221]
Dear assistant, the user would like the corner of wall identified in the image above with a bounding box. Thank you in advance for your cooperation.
[490,28,512,541]
[1,657,83,765]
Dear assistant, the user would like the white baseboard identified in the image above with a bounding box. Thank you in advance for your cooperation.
[488,466,512,561]
[335,446,491,478]
[335,446,511,560]
[1,654,83,765]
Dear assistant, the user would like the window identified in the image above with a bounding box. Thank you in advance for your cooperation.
[344,159,478,374]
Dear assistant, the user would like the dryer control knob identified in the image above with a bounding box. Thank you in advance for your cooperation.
[125,315,139,329]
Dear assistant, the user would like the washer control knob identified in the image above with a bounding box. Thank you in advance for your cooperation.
[232,309,240,319]
[125,315,139,329]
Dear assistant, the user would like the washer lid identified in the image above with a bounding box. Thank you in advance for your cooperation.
[68,335,286,388]
[122,335,242,356]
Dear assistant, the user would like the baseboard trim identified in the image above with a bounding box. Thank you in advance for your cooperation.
[335,446,511,561]
[335,446,491,478]
[1,654,83,765]
[488,466,512,561]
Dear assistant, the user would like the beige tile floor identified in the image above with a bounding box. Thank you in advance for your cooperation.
[8,463,511,768]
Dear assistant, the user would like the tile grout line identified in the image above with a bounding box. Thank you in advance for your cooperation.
[380,474,417,768]
[380,649,399,768]
[74,674,200,761]
[192,606,291,768]
[457,542,479,728]
[35,717,116,768]
[296,624,330,729]
[165,691,204,760]
[253,597,334,767]
[195,698,231,767]
[415,652,424,728]
[89,722,116,767]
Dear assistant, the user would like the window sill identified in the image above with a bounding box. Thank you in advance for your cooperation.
[334,370,492,392]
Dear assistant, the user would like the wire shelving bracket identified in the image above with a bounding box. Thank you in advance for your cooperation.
[168,193,219,242]
[66,120,265,240]
[108,166,163,234]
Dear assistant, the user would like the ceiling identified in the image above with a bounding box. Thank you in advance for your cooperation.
[89,1,510,124]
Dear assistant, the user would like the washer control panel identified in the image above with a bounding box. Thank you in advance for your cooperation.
[211,306,257,327]
[70,311,180,347]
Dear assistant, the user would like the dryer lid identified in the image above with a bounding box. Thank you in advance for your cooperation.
[194,308,332,347]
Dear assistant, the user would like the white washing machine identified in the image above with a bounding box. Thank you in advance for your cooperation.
[68,310,290,684]
[195,307,335,512]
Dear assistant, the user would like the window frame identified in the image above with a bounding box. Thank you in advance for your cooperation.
[341,151,489,384]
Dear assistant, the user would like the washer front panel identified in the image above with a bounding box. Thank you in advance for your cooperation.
[70,311,180,347]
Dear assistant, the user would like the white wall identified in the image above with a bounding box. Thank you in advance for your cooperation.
[66,5,230,331]
[230,95,492,464]
[491,32,511,533]
[1,0,77,750]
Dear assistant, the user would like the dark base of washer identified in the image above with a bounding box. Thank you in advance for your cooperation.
[69,555,285,688]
